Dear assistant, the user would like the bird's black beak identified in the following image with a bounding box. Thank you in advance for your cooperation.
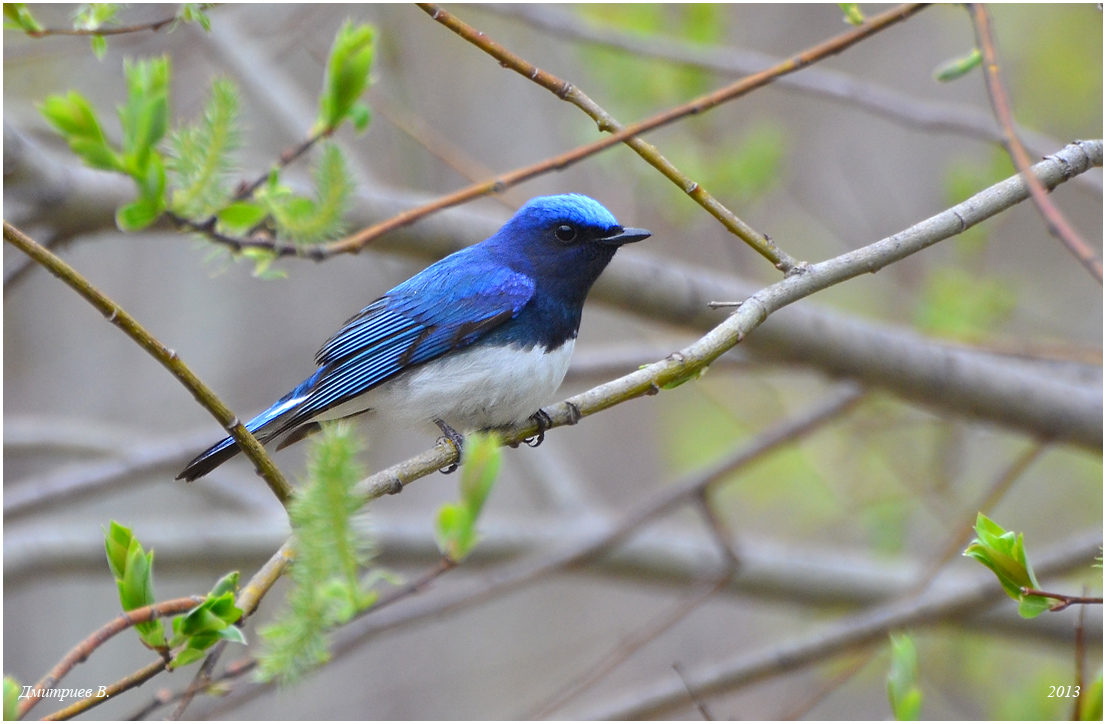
[599,227,651,246]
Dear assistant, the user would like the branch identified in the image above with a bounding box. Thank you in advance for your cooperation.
[486,4,1097,195]
[574,532,1103,719]
[356,141,1105,501]
[1019,588,1103,613]
[4,428,220,518]
[324,3,927,268]
[1,222,294,505]
[22,15,178,38]
[969,4,1102,282]
[6,126,1101,445]
[18,597,203,718]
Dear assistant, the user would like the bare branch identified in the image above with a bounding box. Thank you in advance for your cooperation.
[969,4,1102,282]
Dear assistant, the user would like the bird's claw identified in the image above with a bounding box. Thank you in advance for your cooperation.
[435,418,464,474]
[522,409,553,448]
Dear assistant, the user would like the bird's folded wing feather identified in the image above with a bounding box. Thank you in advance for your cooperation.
[280,262,535,427]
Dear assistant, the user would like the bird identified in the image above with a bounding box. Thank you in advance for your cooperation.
[177,194,650,481]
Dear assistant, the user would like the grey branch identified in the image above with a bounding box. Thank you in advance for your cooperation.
[572,528,1104,720]
[5,121,1101,447]
[488,4,1101,196]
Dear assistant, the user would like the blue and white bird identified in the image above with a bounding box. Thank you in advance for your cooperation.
[177,194,650,481]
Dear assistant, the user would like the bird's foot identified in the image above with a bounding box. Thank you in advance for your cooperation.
[521,409,552,448]
[435,418,464,474]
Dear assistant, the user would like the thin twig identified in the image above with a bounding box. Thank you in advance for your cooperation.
[145,555,457,719]
[418,2,801,270]
[73,542,294,721]
[20,597,203,718]
[577,532,1103,719]
[4,428,219,518]
[1019,588,1103,612]
[206,386,861,718]
[527,577,730,719]
[1073,590,1087,720]
[370,93,524,210]
[485,4,1068,159]
[129,657,258,720]
[288,3,927,262]
[968,4,1102,283]
[911,441,1048,597]
[672,662,715,721]
[24,15,178,38]
[167,640,228,720]
[2,221,294,505]
[41,659,167,721]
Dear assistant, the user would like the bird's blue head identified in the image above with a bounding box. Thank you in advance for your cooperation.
[487,194,650,304]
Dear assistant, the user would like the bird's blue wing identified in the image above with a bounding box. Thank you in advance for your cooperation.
[283,258,536,427]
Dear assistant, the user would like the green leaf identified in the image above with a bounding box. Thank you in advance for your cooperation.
[210,571,240,599]
[435,503,474,561]
[102,521,166,648]
[838,3,865,25]
[316,20,375,132]
[4,3,42,32]
[74,3,119,32]
[4,676,21,722]
[90,34,107,59]
[963,513,1051,619]
[887,633,922,720]
[168,77,241,218]
[349,101,372,133]
[103,520,132,580]
[934,47,982,82]
[116,195,164,231]
[120,544,155,612]
[119,56,171,174]
[169,647,207,669]
[216,202,267,232]
[264,142,353,243]
[435,432,500,561]
[178,3,213,31]
[459,432,500,520]
[1081,670,1103,721]
[39,91,122,171]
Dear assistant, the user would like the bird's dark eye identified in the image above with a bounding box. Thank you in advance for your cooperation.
[554,224,578,243]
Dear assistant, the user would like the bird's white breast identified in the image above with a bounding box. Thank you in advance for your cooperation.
[316,340,575,433]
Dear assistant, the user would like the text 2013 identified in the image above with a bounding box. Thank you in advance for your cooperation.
[1048,686,1080,698]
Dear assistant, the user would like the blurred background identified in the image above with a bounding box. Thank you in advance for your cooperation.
[4,4,1102,720]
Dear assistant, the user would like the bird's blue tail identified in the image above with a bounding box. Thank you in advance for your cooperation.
[176,380,313,482]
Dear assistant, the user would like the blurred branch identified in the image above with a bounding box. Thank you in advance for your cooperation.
[1,222,294,505]
[19,12,178,38]
[575,530,1103,719]
[485,4,1099,196]
[527,574,733,720]
[19,596,203,719]
[356,142,1104,499]
[286,3,921,264]
[4,428,220,518]
[912,441,1048,595]
[968,4,1102,283]
[528,493,741,719]
[369,92,525,209]
[9,511,1092,636]
[6,121,1101,445]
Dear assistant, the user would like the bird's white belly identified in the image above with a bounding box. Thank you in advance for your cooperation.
[316,340,575,432]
